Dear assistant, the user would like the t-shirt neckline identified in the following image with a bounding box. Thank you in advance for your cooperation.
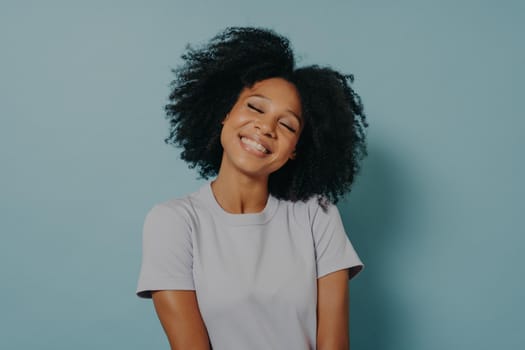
[199,180,279,226]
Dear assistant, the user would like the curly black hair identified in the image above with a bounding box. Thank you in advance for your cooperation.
[165,27,368,207]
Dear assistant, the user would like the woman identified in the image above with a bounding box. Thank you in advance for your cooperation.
[136,27,368,350]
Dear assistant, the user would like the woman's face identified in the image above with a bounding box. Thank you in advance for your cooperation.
[219,77,303,180]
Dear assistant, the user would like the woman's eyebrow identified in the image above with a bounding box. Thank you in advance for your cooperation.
[249,94,302,124]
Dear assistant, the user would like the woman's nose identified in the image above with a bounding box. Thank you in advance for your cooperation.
[255,117,276,138]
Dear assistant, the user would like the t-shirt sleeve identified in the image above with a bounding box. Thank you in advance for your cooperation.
[310,200,364,280]
[136,203,195,299]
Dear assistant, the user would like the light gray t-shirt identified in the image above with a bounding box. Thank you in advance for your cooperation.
[136,181,364,350]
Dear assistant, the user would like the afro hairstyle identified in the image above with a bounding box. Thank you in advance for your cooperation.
[164,27,368,208]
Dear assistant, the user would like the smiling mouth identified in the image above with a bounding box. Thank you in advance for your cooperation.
[240,136,271,154]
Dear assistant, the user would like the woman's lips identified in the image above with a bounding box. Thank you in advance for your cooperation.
[240,134,272,153]
[239,136,271,157]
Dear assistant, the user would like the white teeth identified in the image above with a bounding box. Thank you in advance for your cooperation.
[241,137,269,154]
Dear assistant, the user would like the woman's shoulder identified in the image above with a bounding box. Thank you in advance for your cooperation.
[145,186,205,224]
[278,194,337,226]
[289,193,335,211]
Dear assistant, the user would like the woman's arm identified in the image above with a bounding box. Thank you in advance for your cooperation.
[152,290,211,350]
[316,269,350,350]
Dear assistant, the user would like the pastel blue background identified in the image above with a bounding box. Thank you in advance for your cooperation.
[1,0,523,349]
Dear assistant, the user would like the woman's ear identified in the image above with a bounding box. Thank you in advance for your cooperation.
[221,114,229,125]
[289,149,297,160]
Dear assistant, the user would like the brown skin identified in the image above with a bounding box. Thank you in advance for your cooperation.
[212,77,303,214]
[153,78,352,349]
[317,269,351,350]
[152,290,211,350]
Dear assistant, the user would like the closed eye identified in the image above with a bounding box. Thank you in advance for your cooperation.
[280,122,296,133]
[248,102,297,132]
[247,103,264,114]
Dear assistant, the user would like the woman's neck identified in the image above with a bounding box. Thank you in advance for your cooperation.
[210,173,269,214]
